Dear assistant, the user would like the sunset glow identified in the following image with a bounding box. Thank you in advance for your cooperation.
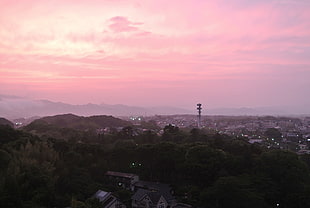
[1,0,310,110]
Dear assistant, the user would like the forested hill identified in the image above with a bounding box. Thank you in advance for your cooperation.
[0,117,13,127]
[24,113,131,131]
[22,114,132,141]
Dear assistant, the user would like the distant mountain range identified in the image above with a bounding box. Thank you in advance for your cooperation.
[206,106,310,116]
[0,94,309,120]
[0,95,192,120]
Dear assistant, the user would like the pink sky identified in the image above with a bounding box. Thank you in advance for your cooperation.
[1,0,310,110]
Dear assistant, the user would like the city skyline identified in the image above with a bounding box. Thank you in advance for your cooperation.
[1,0,310,111]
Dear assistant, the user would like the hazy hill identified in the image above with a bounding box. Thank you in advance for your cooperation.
[0,117,14,127]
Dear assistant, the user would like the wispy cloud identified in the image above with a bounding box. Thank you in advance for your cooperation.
[109,16,142,33]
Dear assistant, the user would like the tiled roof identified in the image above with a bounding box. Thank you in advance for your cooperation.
[147,191,162,204]
[132,189,149,201]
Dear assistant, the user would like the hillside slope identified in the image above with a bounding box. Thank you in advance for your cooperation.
[0,117,14,127]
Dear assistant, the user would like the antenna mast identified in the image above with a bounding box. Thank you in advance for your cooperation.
[197,103,202,128]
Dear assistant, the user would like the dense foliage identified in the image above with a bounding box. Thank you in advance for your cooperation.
[1,121,310,208]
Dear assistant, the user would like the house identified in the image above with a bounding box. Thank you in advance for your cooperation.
[93,190,126,208]
[133,181,175,201]
[132,189,169,208]
[132,181,177,208]
[105,171,139,191]
[105,172,191,208]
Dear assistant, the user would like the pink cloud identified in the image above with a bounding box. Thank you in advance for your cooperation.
[108,16,141,33]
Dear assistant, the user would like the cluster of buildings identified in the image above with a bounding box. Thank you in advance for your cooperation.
[136,115,310,153]
[92,114,310,154]
[91,171,191,208]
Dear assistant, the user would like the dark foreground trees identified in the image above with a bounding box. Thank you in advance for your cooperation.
[0,124,310,207]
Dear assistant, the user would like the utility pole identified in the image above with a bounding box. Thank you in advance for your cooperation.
[197,103,202,128]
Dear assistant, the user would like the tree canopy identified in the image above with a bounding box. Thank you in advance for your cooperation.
[0,123,310,207]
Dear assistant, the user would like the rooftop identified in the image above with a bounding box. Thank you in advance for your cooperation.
[106,171,138,179]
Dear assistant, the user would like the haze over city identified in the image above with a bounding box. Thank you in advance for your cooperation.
[1,0,310,112]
